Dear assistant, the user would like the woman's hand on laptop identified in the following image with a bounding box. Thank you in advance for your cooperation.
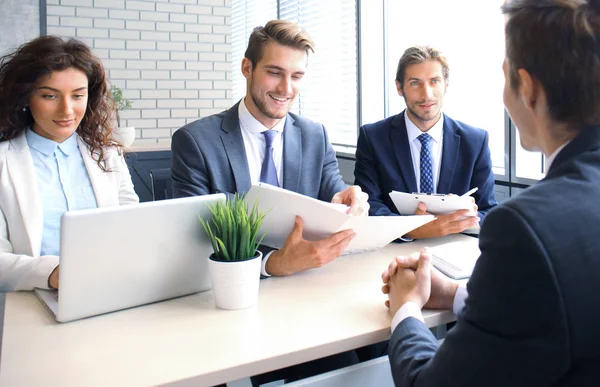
[48,266,59,289]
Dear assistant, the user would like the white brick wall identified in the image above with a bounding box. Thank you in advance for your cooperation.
[46,0,232,145]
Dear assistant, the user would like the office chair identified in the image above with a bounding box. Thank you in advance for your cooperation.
[149,168,173,201]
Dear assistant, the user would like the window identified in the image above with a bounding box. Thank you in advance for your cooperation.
[231,0,359,147]
[385,0,507,176]
[279,0,358,146]
[513,124,545,181]
[231,0,278,103]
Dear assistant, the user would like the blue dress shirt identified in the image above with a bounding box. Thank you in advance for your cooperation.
[26,129,98,256]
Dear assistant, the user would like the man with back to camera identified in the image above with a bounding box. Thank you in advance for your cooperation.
[382,0,600,385]
[354,45,497,240]
[171,19,369,279]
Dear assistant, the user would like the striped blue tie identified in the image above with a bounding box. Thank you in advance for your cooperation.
[260,130,279,186]
[418,133,434,193]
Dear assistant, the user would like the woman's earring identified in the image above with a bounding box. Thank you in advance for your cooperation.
[22,106,27,112]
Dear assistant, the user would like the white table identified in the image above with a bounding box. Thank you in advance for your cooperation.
[0,234,476,387]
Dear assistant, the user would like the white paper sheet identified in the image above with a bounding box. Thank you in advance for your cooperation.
[245,184,434,254]
[429,240,481,280]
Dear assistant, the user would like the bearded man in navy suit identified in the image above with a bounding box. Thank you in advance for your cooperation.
[355,46,497,240]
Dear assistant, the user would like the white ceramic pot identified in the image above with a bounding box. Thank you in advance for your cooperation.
[113,127,136,148]
[208,251,262,310]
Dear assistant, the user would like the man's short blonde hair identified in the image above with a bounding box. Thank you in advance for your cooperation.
[244,19,315,67]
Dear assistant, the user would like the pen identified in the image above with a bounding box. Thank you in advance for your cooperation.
[461,187,478,197]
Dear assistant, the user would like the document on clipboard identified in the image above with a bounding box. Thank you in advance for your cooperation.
[389,191,476,216]
[429,240,481,280]
[245,184,434,254]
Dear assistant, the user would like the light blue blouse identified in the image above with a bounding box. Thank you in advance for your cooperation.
[26,129,98,256]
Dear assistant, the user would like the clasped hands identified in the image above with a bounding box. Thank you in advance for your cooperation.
[381,248,459,316]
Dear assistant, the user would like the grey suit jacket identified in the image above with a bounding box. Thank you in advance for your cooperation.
[171,102,346,201]
[389,126,600,386]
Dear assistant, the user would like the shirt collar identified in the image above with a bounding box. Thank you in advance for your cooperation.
[404,110,444,144]
[26,128,78,156]
[545,139,572,173]
[238,98,286,134]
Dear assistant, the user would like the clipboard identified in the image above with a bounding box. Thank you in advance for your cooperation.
[389,191,476,216]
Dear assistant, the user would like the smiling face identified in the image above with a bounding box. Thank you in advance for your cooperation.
[28,67,89,143]
[397,60,447,132]
[242,41,307,128]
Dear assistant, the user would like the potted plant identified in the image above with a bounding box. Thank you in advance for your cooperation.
[110,84,135,148]
[199,194,268,310]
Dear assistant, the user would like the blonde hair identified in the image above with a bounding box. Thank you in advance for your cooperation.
[244,19,315,67]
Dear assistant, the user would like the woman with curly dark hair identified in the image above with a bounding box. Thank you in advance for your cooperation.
[0,36,139,292]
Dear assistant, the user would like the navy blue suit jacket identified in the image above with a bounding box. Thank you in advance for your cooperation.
[389,126,600,386]
[354,111,497,221]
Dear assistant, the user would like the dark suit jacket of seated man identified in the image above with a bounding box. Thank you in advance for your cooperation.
[170,101,346,201]
[354,110,497,221]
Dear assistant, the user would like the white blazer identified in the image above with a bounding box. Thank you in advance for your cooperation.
[0,132,139,292]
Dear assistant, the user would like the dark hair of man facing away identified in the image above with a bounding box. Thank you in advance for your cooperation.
[503,0,600,129]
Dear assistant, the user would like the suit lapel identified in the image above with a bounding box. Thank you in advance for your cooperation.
[438,115,459,193]
[282,115,301,192]
[221,103,252,193]
[6,134,44,255]
[78,137,118,207]
[391,112,418,192]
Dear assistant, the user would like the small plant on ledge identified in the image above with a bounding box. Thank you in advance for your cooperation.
[110,84,133,128]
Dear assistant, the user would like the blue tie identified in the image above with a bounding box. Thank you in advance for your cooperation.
[260,130,279,186]
[418,133,434,193]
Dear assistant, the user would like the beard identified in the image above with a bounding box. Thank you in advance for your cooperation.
[406,103,441,124]
[249,82,288,120]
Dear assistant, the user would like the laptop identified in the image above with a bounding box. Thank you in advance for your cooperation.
[35,193,225,323]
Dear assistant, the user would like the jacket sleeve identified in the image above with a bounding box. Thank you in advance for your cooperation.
[389,204,569,387]
[471,131,497,222]
[115,151,139,205]
[354,125,394,216]
[0,207,58,292]
[171,127,212,198]
[317,125,347,202]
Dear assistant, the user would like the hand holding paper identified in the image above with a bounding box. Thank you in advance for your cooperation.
[331,185,369,216]
[245,184,434,271]
[266,216,356,276]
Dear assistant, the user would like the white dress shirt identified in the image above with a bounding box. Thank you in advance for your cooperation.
[405,112,444,193]
[544,140,571,173]
[238,99,285,185]
[238,99,286,276]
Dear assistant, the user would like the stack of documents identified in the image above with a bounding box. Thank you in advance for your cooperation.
[245,184,434,254]
[429,241,481,280]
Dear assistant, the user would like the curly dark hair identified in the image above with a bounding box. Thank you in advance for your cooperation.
[0,35,120,170]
